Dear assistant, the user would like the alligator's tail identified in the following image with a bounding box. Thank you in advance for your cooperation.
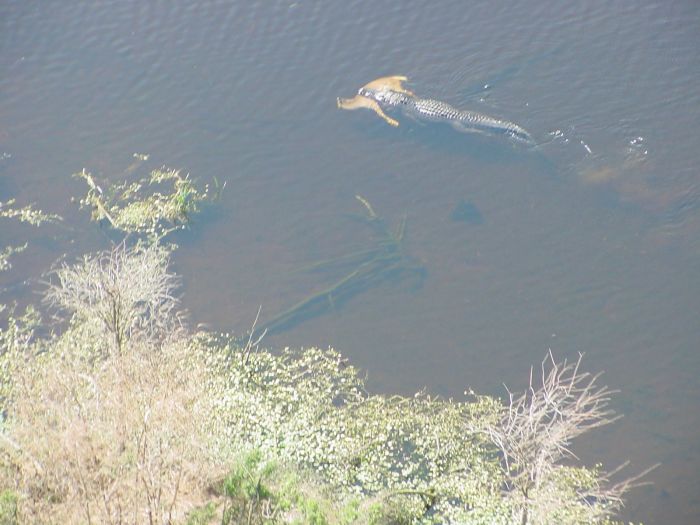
[451,118,536,147]
[501,123,536,146]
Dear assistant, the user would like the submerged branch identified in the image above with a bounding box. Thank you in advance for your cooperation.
[251,196,424,337]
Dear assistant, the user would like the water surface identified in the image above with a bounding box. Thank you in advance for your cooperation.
[1,2,699,522]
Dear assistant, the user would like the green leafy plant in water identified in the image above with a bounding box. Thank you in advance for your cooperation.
[0,199,61,228]
[0,199,61,272]
[74,153,223,241]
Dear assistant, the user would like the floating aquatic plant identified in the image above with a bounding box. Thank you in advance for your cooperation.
[0,199,61,272]
[75,154,223,241]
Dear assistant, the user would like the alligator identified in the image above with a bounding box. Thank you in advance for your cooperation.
[337,75,534,146]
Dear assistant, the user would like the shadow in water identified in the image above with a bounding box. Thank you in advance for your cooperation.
[349,109,557,176]
[249,196,426,339]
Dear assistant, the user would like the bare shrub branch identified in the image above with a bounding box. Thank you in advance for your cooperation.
[44,242,182,354]
[473,351,649,523]
[2,336,220,524]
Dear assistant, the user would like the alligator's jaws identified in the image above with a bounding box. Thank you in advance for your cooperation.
[337,75,534,146]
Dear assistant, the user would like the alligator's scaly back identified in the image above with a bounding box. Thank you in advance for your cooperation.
[409,97,535,145]
[338,75,535,146]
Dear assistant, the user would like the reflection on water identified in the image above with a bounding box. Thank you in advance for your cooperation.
[1,1,700,523]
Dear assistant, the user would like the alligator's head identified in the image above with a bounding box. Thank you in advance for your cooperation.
[337,76,413,127]
[336,94,399,127]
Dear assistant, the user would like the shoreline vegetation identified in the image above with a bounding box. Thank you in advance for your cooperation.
[0,157,651,524]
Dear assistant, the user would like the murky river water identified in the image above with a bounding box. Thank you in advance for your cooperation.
[2,2,699,522]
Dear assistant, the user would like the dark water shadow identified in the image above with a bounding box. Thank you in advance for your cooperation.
[351,116,562,183]
[247,198,427,339]
[255,258,426,338]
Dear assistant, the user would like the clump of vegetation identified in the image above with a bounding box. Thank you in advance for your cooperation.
[2,327,217,524]
[0,199,61,228]
[0,199,60,272]
[1,244,218,524]
[44,242,182,354]
[470,353,656,524]
[75,154,222,240]
[185,451,363,525]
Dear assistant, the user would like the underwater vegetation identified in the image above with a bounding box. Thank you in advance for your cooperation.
[252,195,425,337]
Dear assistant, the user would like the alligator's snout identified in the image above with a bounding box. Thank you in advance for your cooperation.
[336,93,399,127]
